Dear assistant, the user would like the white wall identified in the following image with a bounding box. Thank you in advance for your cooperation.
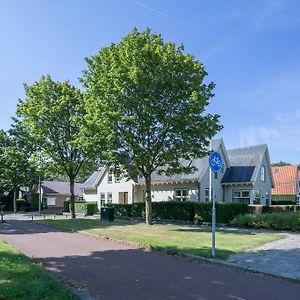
[134,182,199,202]
[83,190,98,202]
[253,153,273,205]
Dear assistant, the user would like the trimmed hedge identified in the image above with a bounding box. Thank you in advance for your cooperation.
[64,201,97,215]
[106,203,132,217]
[230,212,300,231]
[107,201,248,223]
[249,205,300,214]
[194,202,249,223]
[272,194,296,205]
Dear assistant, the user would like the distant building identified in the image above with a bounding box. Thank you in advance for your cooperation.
[272,165,300,204]
[42,180,83,208]
[82,139,274,208]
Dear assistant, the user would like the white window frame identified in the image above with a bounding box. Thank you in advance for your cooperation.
[253,190,261,204]
[108,169,113,184]
[100,193,105,207]
[205,188,214,202]
[232,189,250,204]
[47,197,56,206]
[174,189,189,202]
[107,192,113,203]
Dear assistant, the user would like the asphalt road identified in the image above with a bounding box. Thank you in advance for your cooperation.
[1,220,300,300]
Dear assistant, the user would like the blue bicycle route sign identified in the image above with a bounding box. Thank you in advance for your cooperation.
[209,151,223,173]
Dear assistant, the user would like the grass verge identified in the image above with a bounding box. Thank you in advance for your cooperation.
[0,239,78,300]
[39,219,284,260]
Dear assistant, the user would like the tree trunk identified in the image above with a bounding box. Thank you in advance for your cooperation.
[13,188,17,213]
[145,175,152,225]
[69,177,76,219]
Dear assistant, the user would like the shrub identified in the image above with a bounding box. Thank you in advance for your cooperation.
[16,198,26,209]
[74,202,97,215]
[230,212,300,231]
[152,201,195,221]
[132,202,145,218]
[195,202,249,223]
[272,194,296,205]
[63,201,70,212]
[105,203,131,217]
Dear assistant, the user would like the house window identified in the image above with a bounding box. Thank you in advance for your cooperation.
[100,193,105,207]
[205,188,213,202]
[266,192,270,206]
[108,168,113,184]
[47,197,56,206]
[232,190,250,204]
[107,192,113,203]
[115,170,121,183]
[174,189,189,201]
[253,190,261,204]
[261,165,266,182]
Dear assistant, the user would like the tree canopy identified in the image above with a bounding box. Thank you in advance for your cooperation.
[82,28,222,224]
[17,75,98,218]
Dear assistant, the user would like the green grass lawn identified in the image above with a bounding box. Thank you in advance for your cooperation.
[0,240,78,300]
[40,219,285,259]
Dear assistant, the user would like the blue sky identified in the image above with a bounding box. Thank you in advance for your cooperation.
[1,0,300,163]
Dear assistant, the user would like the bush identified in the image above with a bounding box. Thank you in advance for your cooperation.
[63,201,70,212]
[16,198,26,210]
[152,201,195,221]
[230,212,300,231]
[132,202,145,218]
[272,194,296,205]
[105,203,132,217]
[74,202,97,215]
[195,202,249,223]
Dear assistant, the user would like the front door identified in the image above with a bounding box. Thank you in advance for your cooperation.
[124,192,128,204]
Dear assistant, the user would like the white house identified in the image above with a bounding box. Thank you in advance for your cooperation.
[82,139,274,209]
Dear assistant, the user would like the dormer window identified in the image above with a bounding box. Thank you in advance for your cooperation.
[108,168,113,184]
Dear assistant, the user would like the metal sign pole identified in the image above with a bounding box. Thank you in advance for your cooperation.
[208,144,222,259]
[212,174,216,258]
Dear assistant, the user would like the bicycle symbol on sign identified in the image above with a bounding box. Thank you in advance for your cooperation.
[209,151,223,173]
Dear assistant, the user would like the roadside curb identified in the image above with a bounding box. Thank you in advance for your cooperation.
[33,220,300,284]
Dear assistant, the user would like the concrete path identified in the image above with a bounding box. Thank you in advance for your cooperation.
[1,220,300,300]
[227,232,300,280]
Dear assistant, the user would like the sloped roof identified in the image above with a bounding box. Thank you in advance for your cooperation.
[42,181,83,196]
[272,165,299,195]
[222,144,273,186]
[137,139,224,184]
[82,167,105,190]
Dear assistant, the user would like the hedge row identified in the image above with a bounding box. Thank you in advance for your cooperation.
[249,205,300,214]
[64,201,97,215]
[230,212,300,231]
[106,201,249,223]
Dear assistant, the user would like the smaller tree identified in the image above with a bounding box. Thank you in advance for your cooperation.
[17,76,99,218]
[0,130,30,212]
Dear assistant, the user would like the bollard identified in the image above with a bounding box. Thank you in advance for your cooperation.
[44,215,46,220]
[31,215,33,221]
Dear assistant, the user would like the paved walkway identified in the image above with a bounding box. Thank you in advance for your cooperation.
[226,232,300,280]
[1,220,300,300]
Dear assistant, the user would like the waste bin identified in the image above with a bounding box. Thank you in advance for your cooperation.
[101,207,114,222]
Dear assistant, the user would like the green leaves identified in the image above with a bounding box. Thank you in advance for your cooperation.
[82,28,222,177]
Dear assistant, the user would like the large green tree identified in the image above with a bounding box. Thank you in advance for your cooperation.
[17,76,97,218]
[82,28,222,225]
